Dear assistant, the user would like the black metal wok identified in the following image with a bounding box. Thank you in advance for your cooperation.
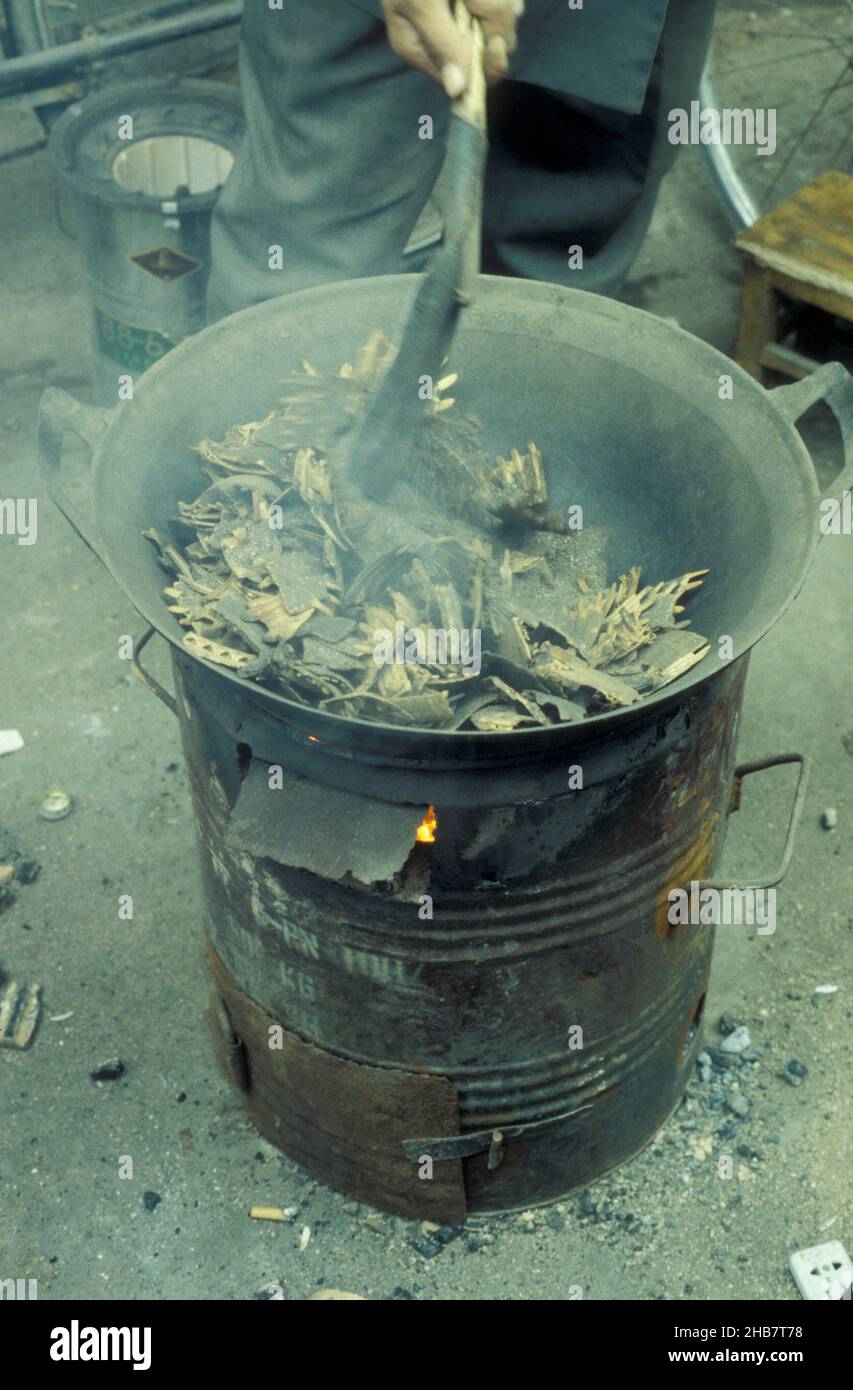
[38,274,853,771]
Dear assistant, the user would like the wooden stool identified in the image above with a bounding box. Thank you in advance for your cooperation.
[735,170,853,383]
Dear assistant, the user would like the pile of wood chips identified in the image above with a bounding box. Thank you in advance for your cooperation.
[146,333,710,731]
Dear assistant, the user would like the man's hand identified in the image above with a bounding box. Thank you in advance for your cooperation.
[380,0,521,97]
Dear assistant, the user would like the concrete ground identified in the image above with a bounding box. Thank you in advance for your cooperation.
[1,13,851,1302]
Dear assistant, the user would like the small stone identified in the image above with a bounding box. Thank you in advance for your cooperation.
[706,1047,734,1071]
[0,865,14,887]
[785,1058,808,1085]
[740,1048,762,1062]
[143,1191,161,1212]
[432,1224,461,1247]
[545,1210,565,1232]
[39,789,73,821]
[720,1026,751,1055]
[578,1191,597,1217]
[697,1051,711,1067]
[820,807,838,830]
[411,1234,442,1259]
[16,860,41,884]
[90,1058,125,1082]
[727,1094,749,1118]
[737,1143,761,1160]
[718,1013,738,1037]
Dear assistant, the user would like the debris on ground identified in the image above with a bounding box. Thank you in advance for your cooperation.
[0,979,42,1049]
[249,1206,286,1222]
[89,1058,125,1082]
[820,806,838,830]
[720,1025,751,1054]
[147,335,711,731]
[0,730,24,756]
[298,1224,312,1251]
[784,1059,808,1086]
[0,832,43,911]
[255,1282,286,1300]
[142,1191,161,1212]
[789,1241,853,1300]
[39,789,73,821]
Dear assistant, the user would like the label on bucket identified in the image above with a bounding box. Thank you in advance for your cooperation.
[130,245,202,283]
[94,308,175,373]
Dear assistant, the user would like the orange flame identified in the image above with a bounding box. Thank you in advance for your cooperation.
[416,806,437,844]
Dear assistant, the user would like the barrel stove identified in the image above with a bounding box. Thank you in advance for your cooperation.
[39,277,850,1220]
[149,640,775,1221]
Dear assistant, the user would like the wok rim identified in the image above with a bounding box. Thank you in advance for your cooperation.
[89,274,824,748]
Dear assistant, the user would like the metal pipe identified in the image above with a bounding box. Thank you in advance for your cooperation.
[0,1,242,97]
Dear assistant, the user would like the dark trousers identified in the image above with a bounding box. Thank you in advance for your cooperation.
[208,0,717,320]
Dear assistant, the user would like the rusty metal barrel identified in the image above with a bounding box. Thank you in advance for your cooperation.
[150,640,801,1221]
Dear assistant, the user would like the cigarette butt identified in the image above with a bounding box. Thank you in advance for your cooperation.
[250,1206,285,1222]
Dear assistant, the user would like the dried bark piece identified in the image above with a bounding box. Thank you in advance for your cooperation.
[244,591,315,642]
[481,442,548,523]
[470,704,538,731]
[533,644,640,706]
[182,633,255,669]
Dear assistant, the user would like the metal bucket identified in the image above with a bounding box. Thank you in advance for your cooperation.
[48,79,243,404]
[37,276,853,1219]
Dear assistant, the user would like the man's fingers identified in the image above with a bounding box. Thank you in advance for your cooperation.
[382,0,517,94]
[382,3,473,95]
[465,0,519,48]
[483,32,510,85]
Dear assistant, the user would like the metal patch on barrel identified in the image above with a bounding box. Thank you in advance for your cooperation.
[225,761,428,885]
[129,245,202,283]
[207,942,466,1223]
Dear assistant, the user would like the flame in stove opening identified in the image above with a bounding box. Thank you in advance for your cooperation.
[416,806,438,844]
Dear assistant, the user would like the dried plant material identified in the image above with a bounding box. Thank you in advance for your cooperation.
[183,633,256,669]
[147,336,710,731]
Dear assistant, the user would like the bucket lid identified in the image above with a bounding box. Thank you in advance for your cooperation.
[47,78,244,212]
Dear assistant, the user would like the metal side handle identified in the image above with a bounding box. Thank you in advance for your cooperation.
[37,386,117,560]
[698,753,810,892]
[771,362,853,507]
[131,626,178,717]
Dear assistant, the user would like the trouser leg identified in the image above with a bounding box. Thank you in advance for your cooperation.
[207,0,450,320]
[481,0,718,293]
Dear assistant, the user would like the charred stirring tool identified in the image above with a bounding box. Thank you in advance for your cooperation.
[346,7,487,501]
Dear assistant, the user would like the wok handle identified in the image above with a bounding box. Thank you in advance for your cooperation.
[131,626,178,717]
[771,362,853,504]
[37,386,116,561]
[698,753,810,892]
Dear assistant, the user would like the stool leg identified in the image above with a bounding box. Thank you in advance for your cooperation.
[735,260,778,383]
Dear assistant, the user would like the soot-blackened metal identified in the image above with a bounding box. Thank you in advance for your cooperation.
[172,645,749,1221]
